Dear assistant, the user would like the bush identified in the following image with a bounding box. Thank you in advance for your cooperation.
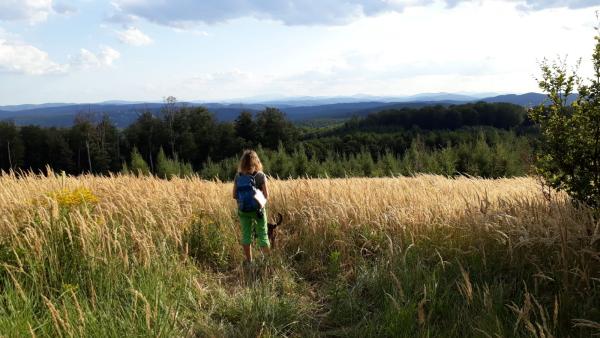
[530,34,600,207]
[156,147,195,179]
[129,147,150,176]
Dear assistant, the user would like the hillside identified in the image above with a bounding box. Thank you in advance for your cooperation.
[0,101,446,127]
[0,101,535,178]
[0,93,554,128]
[0,174,596,336]
[482,93,547,107]
[336,101,528,132]
[482,92,577,107]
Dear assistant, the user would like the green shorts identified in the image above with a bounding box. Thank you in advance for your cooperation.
[238,208,270,248]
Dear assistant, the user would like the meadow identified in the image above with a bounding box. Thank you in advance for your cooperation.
[0,172,598,337]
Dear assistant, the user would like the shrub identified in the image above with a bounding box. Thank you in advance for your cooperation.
[156,147,195,179]
[129,147,150,176]
[530,34,600,207]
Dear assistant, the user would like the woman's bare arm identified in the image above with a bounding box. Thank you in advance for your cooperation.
[261,180,269,200]
[232,181,237,199]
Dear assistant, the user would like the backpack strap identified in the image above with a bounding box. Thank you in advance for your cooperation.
[237,172,256,188]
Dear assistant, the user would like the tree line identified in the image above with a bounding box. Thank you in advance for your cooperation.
[0,105,297,176]
[200,130,532,180]
[337,102,530,132]
[0,101,534,179]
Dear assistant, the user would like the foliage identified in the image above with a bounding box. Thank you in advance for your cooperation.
[0,101,536,179]
[530,35,600,207]
[340,102,527,132]
[156,147,193,179]
[234,111,259,148]
[129,147,150,176]
[0,122,24,171]
[199,131,532,180]
[255,107,299,150]
[156,148,177,179]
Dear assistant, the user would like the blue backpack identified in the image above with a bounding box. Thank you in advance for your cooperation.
[235,173,260,212]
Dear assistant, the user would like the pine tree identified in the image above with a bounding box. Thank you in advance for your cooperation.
[378,150,399,177]
[357,149,375,176]
[270,142,293,178]
[157,147,178,179]
[201,157,222,180]
[130,147,150,176]
[434,144,458,177]
[293,144,310,178]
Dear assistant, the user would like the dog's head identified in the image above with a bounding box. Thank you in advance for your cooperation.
[268,213,283,249]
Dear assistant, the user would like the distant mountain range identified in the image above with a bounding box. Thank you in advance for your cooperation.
[209,92,496,107]
[0,92,555,128]
[481,92,576,106]
[0,103,77,112]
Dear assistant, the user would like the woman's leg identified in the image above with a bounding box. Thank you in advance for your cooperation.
[243,244,252,262]
[239,211,254,262]
[255,208,270,252]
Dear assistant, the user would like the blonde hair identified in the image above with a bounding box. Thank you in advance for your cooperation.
[238,150,263,174]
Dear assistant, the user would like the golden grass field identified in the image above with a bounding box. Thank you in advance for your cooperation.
[0,173,597,337]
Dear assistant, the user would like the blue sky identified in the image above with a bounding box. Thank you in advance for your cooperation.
[0,0,599,104]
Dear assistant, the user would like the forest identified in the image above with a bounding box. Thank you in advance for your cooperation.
[0,102,535,179]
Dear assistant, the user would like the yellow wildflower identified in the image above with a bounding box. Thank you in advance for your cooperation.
[47,187,99,209]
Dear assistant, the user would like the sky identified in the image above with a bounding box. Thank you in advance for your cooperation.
[0,0,599,105]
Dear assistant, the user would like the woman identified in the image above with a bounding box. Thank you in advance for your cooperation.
[232,150,269,265]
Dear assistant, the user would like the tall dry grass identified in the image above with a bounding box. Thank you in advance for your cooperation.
[0,172,597,337]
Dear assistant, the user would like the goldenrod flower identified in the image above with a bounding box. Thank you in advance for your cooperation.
[47,187,99,209]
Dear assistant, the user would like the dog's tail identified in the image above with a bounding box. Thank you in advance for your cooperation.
[275,213,283,226]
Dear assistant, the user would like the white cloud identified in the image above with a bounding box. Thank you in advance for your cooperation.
[116,27,153,46]
[153,1,598,100]
[52,2,77,15]
[0,0,77,23]
[111,0,403,26]
[71,46,121,69]
[111,0,600,27]
[0,0,54,23]
[0,38,67,75]
[0,25,121,76]
[172,27,210,36]
[517,0,600,10]
[188,69,254,83]
[0,39,120,75]
[177,69,270,99]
